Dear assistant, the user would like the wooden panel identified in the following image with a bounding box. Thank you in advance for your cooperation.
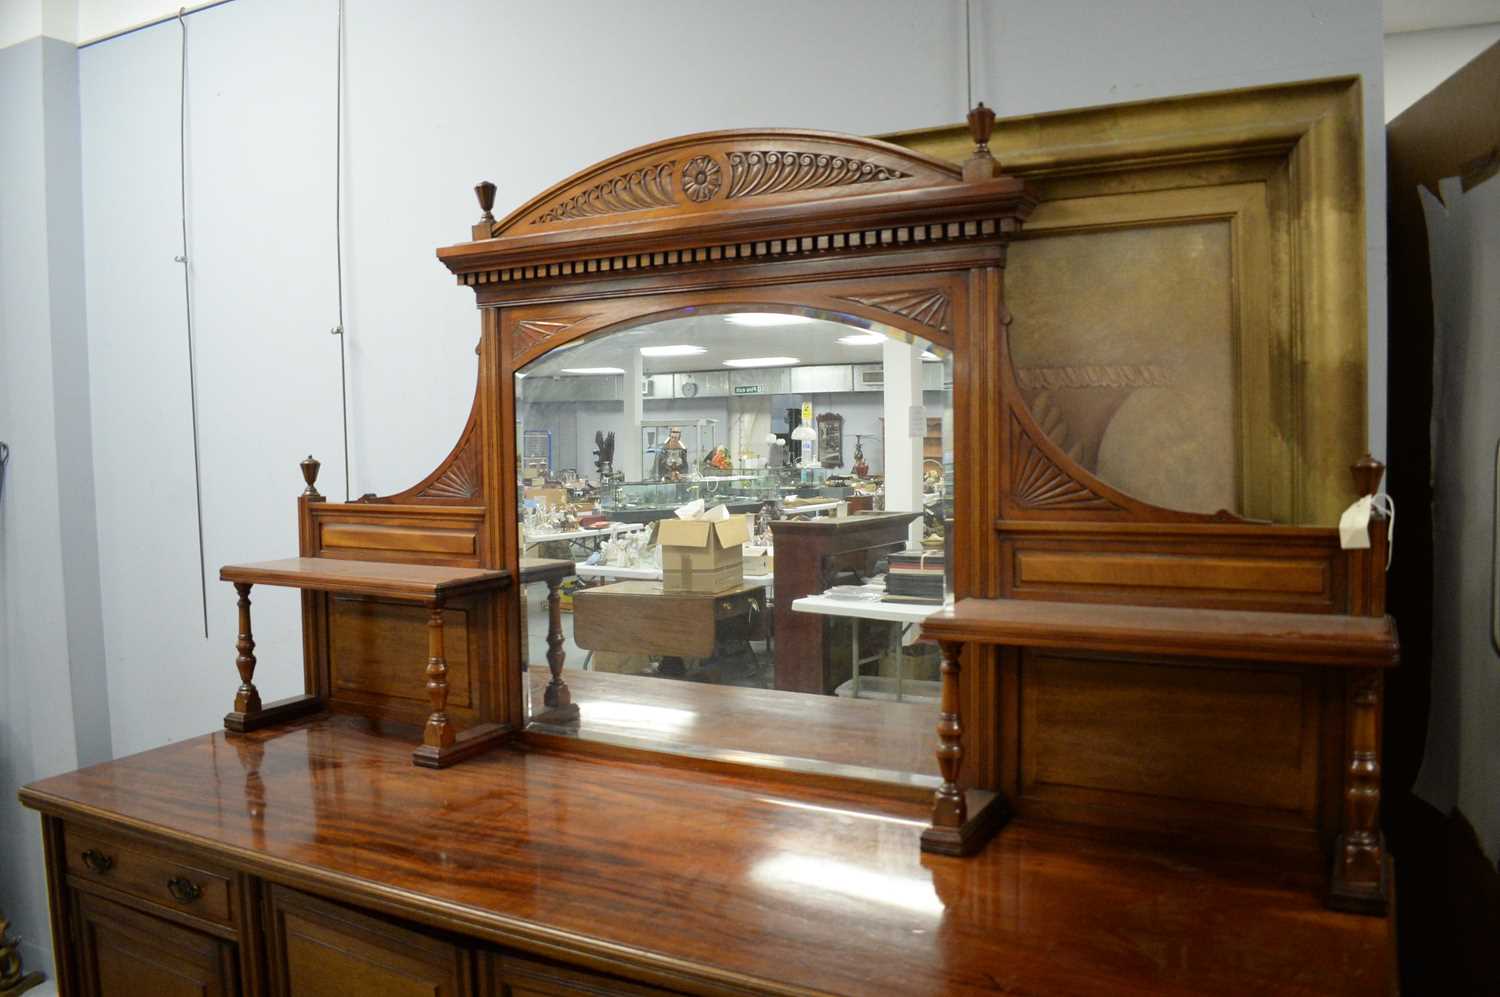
[487,953,673,996]
[1015,550,1331,597]
[268,886,472,997]
[322,522,478,557]
[66,825,235,928]
[75,892,237,997]
[1019,652,1320,822]
[330,599,478,719]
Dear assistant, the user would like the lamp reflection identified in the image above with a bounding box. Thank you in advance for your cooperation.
[753,797,927,829]
[751,854,944,918]
[578,699,697,730]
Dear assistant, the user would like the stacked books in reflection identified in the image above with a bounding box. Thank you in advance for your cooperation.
[882,551,946,604]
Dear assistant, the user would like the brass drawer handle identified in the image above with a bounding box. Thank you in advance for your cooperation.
[166,876,202,904]
[81,849,114,874]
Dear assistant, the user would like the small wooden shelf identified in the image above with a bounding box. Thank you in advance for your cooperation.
[216,557,513,767]
[921,597,1399,668]
[219,557,511,603]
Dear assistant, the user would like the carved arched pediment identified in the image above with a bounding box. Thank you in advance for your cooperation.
[490,131,962,238]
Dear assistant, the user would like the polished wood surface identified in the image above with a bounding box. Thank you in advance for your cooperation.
[220,558,510,603]
[922,597,1400,667]
[21,716,1391,996]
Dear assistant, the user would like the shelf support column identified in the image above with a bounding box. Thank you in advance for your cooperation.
[423,600,455,750]
[543,577,571,710]
[921,638,1007,856]
[1329,668,1388,913]
[233,583,261,717]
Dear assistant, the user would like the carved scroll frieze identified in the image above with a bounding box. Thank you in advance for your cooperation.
[531,162,676,224]
[419,437,480,501]
[513,316,595,360]
[1015,364,1173,391]
[841,289,951,335]
[1011,417,1120,511]
[727,151,911,199]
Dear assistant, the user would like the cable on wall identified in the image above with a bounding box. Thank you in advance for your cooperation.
[175,8,210,639]
[330,0,351,501]
[965,0,974,111]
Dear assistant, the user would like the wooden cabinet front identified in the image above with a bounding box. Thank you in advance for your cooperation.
[266,885,474,997]
[74,891,239,997]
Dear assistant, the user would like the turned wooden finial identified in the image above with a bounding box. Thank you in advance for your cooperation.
[963,102,1001,182]
[1351,453,1385,497]
[474,181,497,223]
[300,455,322,499]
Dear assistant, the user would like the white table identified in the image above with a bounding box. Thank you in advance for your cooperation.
[575,562,773,588]
[792,589,946,701]
[522,522,645,555]
[779,501,840,516]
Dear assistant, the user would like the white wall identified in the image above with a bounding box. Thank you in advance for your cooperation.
[1385,24,1500,120]
[69,0,1388,767]
[1413,174,1500,863]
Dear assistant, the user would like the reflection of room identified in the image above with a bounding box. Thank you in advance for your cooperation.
[516,312,952,782]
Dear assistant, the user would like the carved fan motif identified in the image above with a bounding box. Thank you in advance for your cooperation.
[531,162,676,224]
[727,151,912,198]
[420,439,480,500]
[842,289,951,334]
[1011,418,1119,511]
[513,316,595,360]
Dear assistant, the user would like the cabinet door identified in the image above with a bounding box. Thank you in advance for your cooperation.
[75,892,238,997]
[266,885,473,997]
[487,952,677,996]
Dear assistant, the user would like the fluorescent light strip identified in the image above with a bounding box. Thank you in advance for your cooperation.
[560,367,625,375]
[723,356,800,368]
[837,333,886,345]
[723,313,815,327]
[639,345,706,357]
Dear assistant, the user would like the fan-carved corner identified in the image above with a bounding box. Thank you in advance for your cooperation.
[418,437,481,501]
[1009,416,1121,513]
[513,316,597,362]
[840,288,952,336]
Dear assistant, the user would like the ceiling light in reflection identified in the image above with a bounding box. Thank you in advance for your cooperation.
[723,356,800,368]
[640,345,707,357]
[578,700,697,729]
[724,313,814,327]
[921,351,942,362]
[751,854,944,918]
[837,333,886,346]
[753,797,928,828]
[560,367,626,375]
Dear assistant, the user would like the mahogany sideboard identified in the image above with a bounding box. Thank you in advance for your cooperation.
[19,713,1395,996]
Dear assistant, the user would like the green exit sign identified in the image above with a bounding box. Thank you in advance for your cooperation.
[733,385,761,395]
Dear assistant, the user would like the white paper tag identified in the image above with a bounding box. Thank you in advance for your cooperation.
[1339,495,1373,550]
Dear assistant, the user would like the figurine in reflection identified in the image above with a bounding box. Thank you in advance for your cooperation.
[592,430,615,482]
[852,435,870,478]
[0,911,44,996]
[703,445,732,474]
[654,427,690,481]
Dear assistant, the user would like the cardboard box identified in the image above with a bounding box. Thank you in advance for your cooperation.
[742,544,773,576]
[658,506,750,593]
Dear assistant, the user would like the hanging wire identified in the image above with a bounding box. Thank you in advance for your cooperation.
[176,8,210,639]
[965,0,974,111]
[331,0,351,501]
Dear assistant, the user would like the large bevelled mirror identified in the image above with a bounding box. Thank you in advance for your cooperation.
[514,307,952,787]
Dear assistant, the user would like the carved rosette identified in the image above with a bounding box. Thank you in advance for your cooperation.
[842,289,951,335]
[1011,417,1120,511]
[512,316,595,361]
[728,151,912,198]
[419,439,480,501]
[531,162,676,224]
[682,156,722,202]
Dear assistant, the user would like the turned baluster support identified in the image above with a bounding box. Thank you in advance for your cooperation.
[931,639,967,828]
[543,577,571,710]
[1329,668,1388,913]
[233,583,261,717]
[423,601,455,750]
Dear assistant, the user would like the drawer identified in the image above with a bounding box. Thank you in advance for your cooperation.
[65,825,235,927]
